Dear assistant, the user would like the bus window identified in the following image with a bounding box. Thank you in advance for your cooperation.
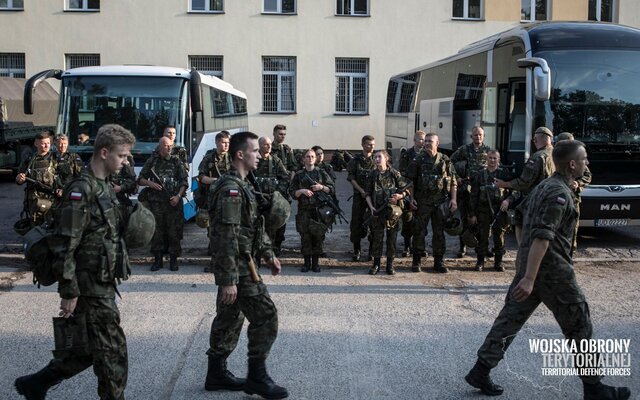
[508,81,526,151]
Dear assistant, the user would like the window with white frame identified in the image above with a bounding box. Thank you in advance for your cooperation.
[66,54,100,70]
[335,58,368,114]
[0,53,25,78]
[589,0,615,22]
[190,56,223,79]
[336,0,368,16]
[190,0,223,13]
[521,0,547,21]
[0,0,24,10]
[263,0,295,14]
[452,0,482,19]
[262,57,296,113]
[67,0,100,11]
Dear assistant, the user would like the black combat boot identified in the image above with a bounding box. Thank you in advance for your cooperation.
[402,238,411,257]
[205,356,245,391]
[352,242,361,262]
[301,256,311,273]
[583,381,631,400]
[456,238,467,258]
[433,256,448,273]
[244,358,289,399]
[464,360,504,396]
[494,253,505,272]
[150,254,163,271]
[386,257,395,275]
[411,253,422,272]
[311,255,321,273]
[15,366,63,400]
[369,258,381,275]
[169,254,179,271]
[475,254,485,272]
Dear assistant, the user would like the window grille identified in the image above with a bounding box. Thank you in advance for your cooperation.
[189,55,223,79]
[262,57,296,113]
[0,53,25,78]
[335,58,368,114]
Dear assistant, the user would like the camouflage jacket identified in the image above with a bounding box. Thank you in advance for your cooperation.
[55,151,84,187]
[254,154,290,197]
[108,155,137,204]
[198,149,231,180]
[316,161,336,181]
[172,145,189,172]
[510,145,554,196]
[366,167,411,209]
[399,147,422,177]
[18,151,59,199]
[208,169,274,289]
[346,153,376,193]
[272,142,298,172]
[289,168,335,211]
[50,167,128,299]
[138,152,188,202]
[406,151,456,205]
[450,143,492,180]
[469,167,513,216]
[516,173,578,283]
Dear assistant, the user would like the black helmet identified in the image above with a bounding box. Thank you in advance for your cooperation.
[443,209,463,236]
[461,224,480,248]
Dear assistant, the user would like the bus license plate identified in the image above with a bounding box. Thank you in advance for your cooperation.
[594,218,630,227]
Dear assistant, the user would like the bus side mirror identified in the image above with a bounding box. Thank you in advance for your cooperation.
[517,57,551,101]
[24,69,62,114]
[190,69,203,113]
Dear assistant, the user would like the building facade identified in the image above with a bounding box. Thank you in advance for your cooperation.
[0,0,636,149]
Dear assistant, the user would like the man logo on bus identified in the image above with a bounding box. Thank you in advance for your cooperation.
[600,204,631,211]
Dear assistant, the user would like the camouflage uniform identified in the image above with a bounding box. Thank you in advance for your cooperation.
[108,155,137,220]
[138,152,188,257]
[290,168,335,257]
[48,167,130,399]
[198,150,231,258]
[255,154,290,254]
[18,151,59,226]
[206,168,279,361]
[398,147,422,255]
[406,151,456,260]
[476,173,600,385]
[172,145,189,172]
[571,167,592,253]
[509,145,555,226]
[366,167,410,259]
[55,151,84,187]
[271,142,297,173]
[346,153,376,248]
[316,161,336,181]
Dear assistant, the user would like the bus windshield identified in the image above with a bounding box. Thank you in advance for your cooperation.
[59,75,187,163]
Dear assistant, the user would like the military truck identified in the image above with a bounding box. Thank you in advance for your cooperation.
[0,77,58,172]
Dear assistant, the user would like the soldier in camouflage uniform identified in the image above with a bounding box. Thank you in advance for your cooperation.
[138,137,188,271]
[205,131,288,400]
[406,133,457,273]
[466,140,631,400]
[54,133,84,189]
[495,126,555,244]
[163,125,189,172]
[271,124,298,177]
[450,126,491,258]
[365,150,411,275]
[15,124,136,400]
[398,130,425,257]
[109,154,137,216]
[290,149,335,273]
[15,131,59,227]
[346,135,376,261]
[312,145,336,181]
[468,150,513,271]
[255,136,290,256]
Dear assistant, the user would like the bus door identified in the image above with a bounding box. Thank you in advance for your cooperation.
[500,79,526,175]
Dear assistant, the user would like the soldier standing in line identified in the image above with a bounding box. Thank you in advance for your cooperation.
[398,130,426,257]
[365,150,411,275]
[255,136,290,256]
[163,125,189,172]
[14,124,138,400]
[198,131,231,269]
[138,137,188,271]
[346,135,376,262]
[465,140,631,400]
[450,126,491,258]
[204,131,288,400]
[406,132,457,273]
[495,126,555,244]
[271,124,298,177]
[468,149,513,271]
[312,145,336,181]
[290,149,335,273]
[15,131,59,227]
[109,154,137,218]
[54,133,84,190]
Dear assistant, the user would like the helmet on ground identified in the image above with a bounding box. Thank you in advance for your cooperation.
[462,225,480,248]
[14,218,31,236]
[196,208,209,228]
[264,191,291,229]
[443,209,464,236]
[124,202,156,249]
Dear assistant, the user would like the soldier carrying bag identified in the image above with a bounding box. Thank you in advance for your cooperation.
[53,314,90,357]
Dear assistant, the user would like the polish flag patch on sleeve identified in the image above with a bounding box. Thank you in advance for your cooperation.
[228,189,240,197]
[69,191,83,201]
[556,196,566,205]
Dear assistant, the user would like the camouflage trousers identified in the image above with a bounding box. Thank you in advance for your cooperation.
[48,296,128,400]
[412,201,446,257]
[400,209,413,242]
[475,210,507,257]
[207,281,278,360]
[296,210,326,256]
[349,193,369,244]
[148,200,182,256]
[476,277,600,385]
[369,215,399,258]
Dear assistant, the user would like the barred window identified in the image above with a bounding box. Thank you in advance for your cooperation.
[67,0,100,11]
[452,0,482,19]
[336,0,368,16]
[0,53,25,78]
[190,0,224,12]
[0,0,24,10]
[335,58,368,114]
[521,0,547,21]
[189,55,223,79]
[66,54,100,69]
[262,57,296,113]
[589,0,615,22]
[263,0,295,14]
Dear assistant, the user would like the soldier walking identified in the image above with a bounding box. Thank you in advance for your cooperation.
[138,137,188,271]
[14,124,138,400]
[205,131,288,399]
[465,140,631,400]
[398,130,425,257]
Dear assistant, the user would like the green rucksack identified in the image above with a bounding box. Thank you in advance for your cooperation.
[22,224,57,287]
